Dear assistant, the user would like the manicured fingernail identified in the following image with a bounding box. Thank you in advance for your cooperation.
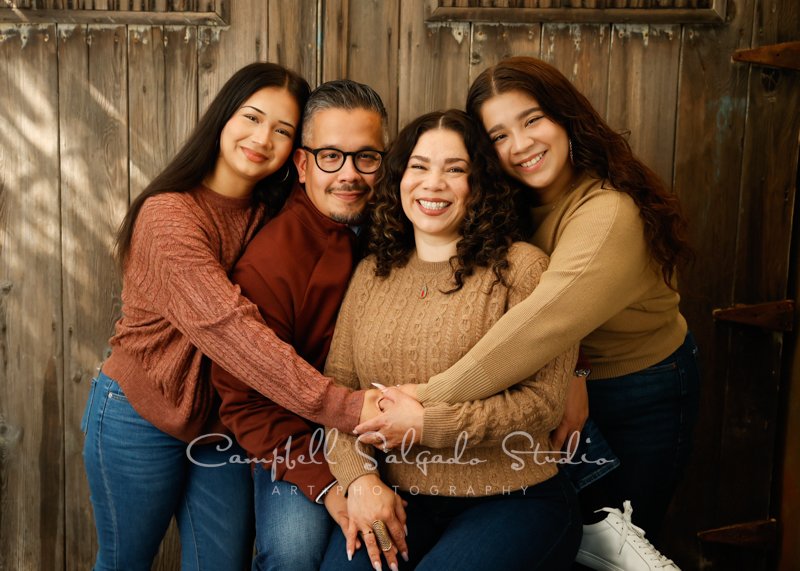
[353,429,359,435]
[404,524,408,536]
[391,564,399,571]
[402,551,409,562]
[373,561,382,571]
[372,382,388,391]
[347,549,353,561]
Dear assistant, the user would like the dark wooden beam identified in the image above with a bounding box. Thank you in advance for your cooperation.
[698,519,778,550]
[733,41,800,72]
[713,300,795,331]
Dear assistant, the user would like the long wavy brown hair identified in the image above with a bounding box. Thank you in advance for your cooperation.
[115,62,310,266]
[467,56,693,287]
[370,109,521,293]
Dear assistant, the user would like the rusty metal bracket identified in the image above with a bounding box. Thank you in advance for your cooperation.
[697,518,778,550]
[733,41,800,72]
[712,300,795,331]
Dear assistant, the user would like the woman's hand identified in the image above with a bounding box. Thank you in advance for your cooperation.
[354,385,424,449]
[346,474,409,570]
[550,374,589,453]
[324,483,364,555]
[359,388,383,424]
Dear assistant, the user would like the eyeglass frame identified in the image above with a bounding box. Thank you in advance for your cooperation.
[301,146,385,174]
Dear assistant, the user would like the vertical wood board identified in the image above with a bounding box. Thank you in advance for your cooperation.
[540,24,611,119]
[664,0,756,565]
[322,0,401,139]
[470,23,542,87]
[266,0,317,86]
[0,23,64,571]
[128,25,198,200]
[606,24,680,188]
[398,0,471,130]
[58,23,129,571]
[198,0,268,115]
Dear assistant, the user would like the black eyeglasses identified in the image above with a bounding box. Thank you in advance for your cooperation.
[302,146,385,174]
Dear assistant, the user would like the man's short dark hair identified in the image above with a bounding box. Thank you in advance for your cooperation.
[302,79,389,146]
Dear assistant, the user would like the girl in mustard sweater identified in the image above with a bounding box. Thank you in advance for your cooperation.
[360,57,698,570]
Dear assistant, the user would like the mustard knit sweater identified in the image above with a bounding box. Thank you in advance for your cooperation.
[418,174,687,405]
[324,243,578,496]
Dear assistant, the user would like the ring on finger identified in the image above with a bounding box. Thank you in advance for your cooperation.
[371,520,393,552]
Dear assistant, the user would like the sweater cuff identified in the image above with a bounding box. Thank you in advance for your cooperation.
[320,383,364,433]
[328,449,378,494]
[419,356,494,404]
[420,405,462,449]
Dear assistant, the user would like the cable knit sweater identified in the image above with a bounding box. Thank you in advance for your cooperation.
[102,186,363,442]
[419,174,687,405]
[324,243,578,496]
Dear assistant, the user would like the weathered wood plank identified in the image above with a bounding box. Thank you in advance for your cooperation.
[540,24,611,118]
[322,0,401,138]
[58,23,129,571]
[470,23,542,87]
[197,0,268,114]
[128,25,197,200]
[0,8,227,25]
[663,0,757,565]
[266,0,317,85]
[399,0,471,130]
[717,0,800,564]
[606,24,680,189]
[0,23,63,571]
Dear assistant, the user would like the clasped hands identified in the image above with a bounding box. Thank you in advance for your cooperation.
[356,382,424,450]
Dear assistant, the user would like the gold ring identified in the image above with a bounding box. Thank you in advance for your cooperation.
[371,519,393,552]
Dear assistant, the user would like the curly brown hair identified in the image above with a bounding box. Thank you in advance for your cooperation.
[370,109,522,293]
[467,56,693,288]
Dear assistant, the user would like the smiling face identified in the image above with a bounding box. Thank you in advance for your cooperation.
[400,128,471,248]
[212,86,300,196]
[479,90,574,204]
[294,107,384,225]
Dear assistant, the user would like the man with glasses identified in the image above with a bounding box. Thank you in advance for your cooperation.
[211,80,395,569]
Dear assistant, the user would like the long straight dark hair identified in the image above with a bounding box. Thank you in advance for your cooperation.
[115,62,310,266]
[467,56,693,287]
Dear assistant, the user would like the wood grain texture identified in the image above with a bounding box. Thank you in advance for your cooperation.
[128,25,197,200]
[322,0,401,138]
[470,23,542,87]
[399,0,471,129]
[664,0,757,567]
[718,0,800,564]
[606,24,680,188]
[198,0,268,115]
[267,0,317,85]
[540,24,611,117]
[0,23,64,571]
[58,24,128,571]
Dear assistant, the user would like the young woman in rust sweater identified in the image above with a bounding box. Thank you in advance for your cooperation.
[81,62,367,571]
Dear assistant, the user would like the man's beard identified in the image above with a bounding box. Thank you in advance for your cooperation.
[327,184,370,225]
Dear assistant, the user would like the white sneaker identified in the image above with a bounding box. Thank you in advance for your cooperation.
[575,501,680,570]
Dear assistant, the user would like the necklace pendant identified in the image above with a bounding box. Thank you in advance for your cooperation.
[419,284,428,299]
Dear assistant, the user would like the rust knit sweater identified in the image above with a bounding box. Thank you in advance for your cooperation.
[102,186,363,442]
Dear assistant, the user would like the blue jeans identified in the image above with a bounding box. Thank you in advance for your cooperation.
[82,371,255,571]
[321,470,582,571]
[579,332,701,537]
[252,472,334,570]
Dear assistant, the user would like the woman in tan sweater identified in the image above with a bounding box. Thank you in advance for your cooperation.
[359,57,698,570]
[319,110,581,571]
